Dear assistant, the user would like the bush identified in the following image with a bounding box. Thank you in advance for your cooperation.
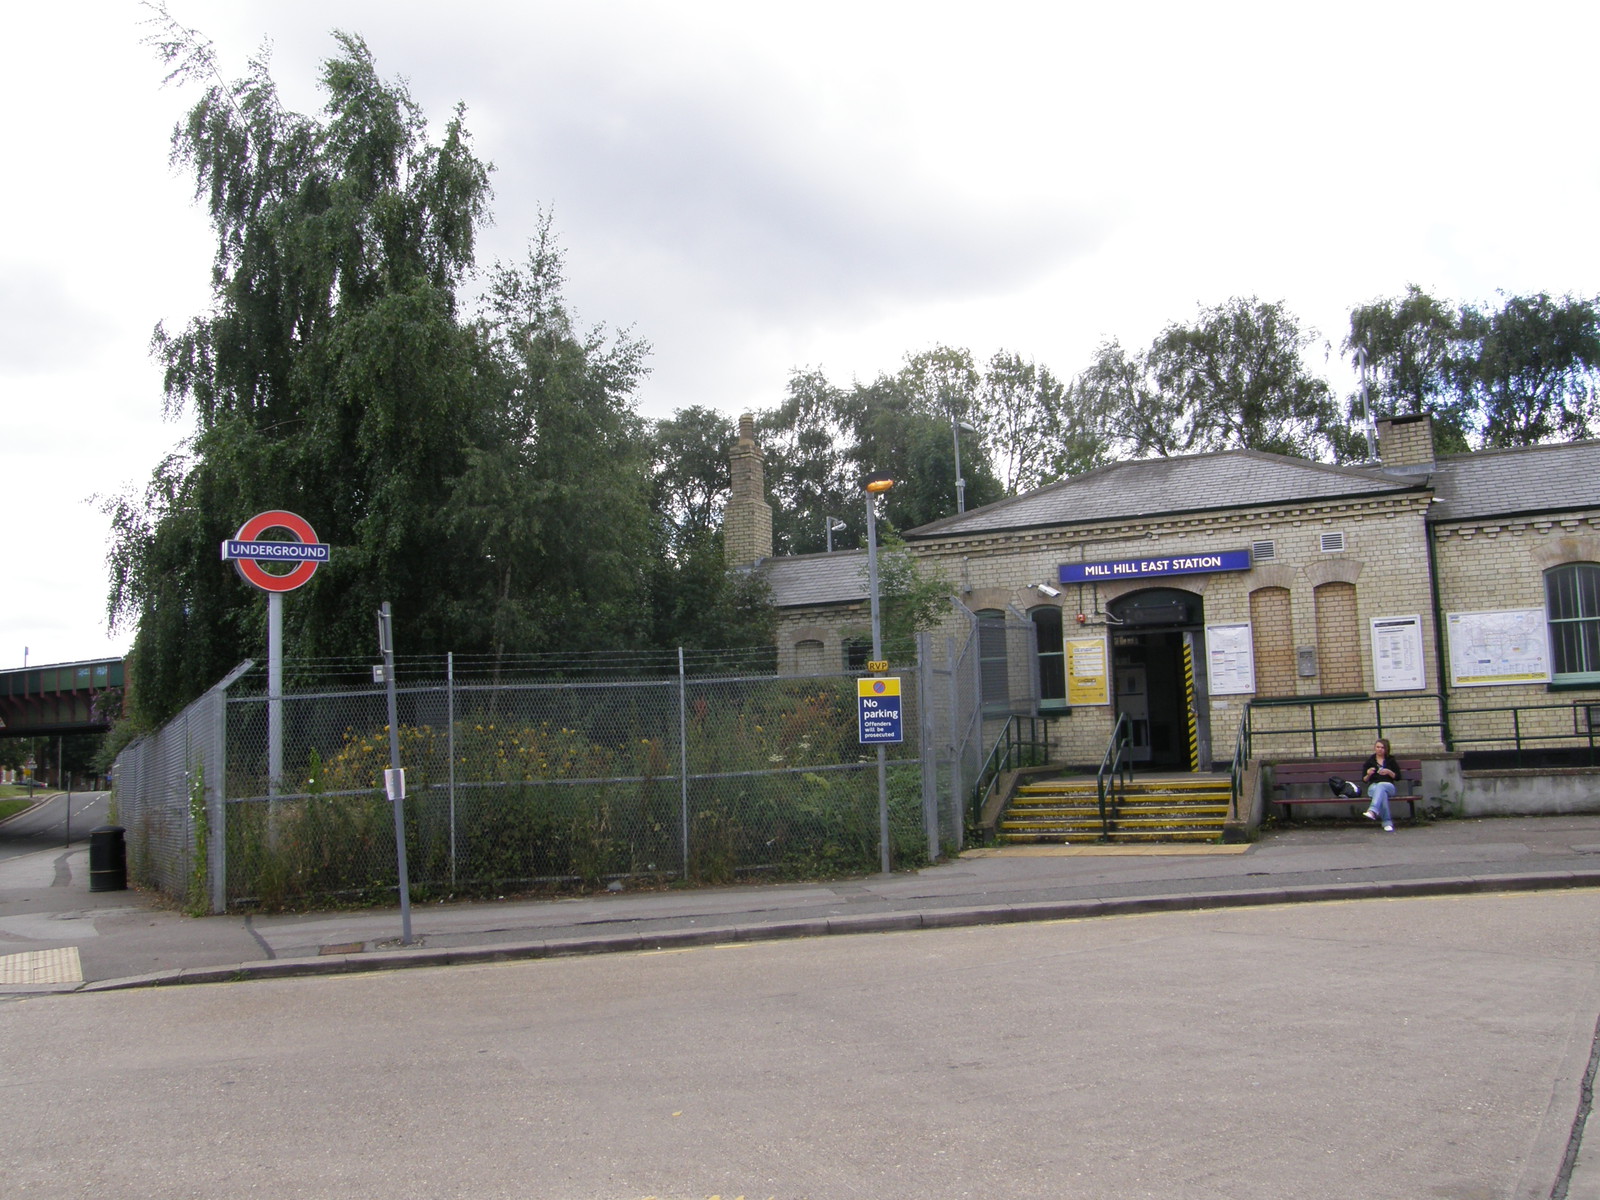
[221,678,927,909]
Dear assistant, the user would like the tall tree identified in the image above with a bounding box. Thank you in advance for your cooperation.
[640,404,775,652]
[648,406,735,550]
[1346,284,1471,453]
[835,362,1004,532]
[758,369,857,554]
[447,228,656,661]
[1459,292,1600,448]
[1150,298,1351,459]
[1073,338,1160,461]
[108,22,658,721]
[1079,298,1352,462]
[1345,287,1600,452]
[977,351,1112,490]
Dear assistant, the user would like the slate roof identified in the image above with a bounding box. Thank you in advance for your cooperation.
[757,442,1600,610]
[903,449,1423,539]
[1428,439,1600,522]
[759,550,869,609]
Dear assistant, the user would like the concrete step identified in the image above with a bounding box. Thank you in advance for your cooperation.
[999,777,1232,846]
[1017,779,1231,796]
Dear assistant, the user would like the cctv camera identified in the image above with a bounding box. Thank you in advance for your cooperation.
[1036,583,1061,598]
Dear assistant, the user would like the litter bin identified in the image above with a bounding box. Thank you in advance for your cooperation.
[89,825,127,892]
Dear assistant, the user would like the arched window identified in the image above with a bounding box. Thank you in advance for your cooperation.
[1546,563,1600,682]
[1031,606,1067,710]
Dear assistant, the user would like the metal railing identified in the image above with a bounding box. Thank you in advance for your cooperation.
[970,715,1055,829]
[1228,707,1250,821]
[1228,692,1600,823]
[1238,693,1446,761]
[1447,699,1600,767]
[1095,712,1133,841]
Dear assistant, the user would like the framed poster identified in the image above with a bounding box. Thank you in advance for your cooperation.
[1065,635,1110,705]
[1371,615,1426,691]
[1446,608,1551,687]
[1205,622,1256,696]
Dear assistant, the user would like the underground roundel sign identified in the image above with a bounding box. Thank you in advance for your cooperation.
[220,510,330,593]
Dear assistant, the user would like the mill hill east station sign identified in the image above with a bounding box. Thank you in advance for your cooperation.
[1058,549,1252,585]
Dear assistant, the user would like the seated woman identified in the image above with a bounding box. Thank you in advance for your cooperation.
[1362,738,1400,832]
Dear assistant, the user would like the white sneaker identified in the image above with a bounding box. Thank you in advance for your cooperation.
[1382,823,1394,832]
[1363,808,1377,821]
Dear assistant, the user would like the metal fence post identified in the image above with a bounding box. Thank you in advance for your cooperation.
[947,635,963,850]
[209,683,227,914]
[209,659,254,915]
[678,647,690,880]
[916,634,939,861]
[448,651,457,888]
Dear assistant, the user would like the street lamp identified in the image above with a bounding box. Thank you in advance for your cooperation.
[825,516,846,553]
[951,418,979,514]
[862,472,894,874]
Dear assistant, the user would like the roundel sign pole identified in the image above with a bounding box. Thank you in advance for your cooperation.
[221,511,330,797]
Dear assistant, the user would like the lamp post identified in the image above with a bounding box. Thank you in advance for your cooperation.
[825,516,846,553]
[863,472,894,874]
[951,418,979,514]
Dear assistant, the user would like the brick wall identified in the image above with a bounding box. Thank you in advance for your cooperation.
[1432,510,1600,739]
[772,491,1442,764]
[1315,581,1361,693]
[1250,587,1295,697]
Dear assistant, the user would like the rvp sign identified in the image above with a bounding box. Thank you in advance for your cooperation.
[220,510,330,593]
[857,677,904,744]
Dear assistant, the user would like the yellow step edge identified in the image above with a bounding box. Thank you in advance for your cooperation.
[1017,781,1233,793]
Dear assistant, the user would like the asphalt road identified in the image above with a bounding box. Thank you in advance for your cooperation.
[3,888,1597,1200]
[0,790,108,861]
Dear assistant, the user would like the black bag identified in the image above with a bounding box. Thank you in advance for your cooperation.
[1327,776,1361,799]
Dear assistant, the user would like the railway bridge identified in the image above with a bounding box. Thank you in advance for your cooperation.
[0,658,124,738]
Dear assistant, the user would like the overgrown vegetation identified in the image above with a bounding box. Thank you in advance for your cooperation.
[218,678,928,911]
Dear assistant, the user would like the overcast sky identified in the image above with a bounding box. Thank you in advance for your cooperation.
[5,1,1599,669]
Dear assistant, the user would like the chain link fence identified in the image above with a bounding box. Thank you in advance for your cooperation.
[112,662,250,906]
[115,608,1037,913]
[120,658,936,911]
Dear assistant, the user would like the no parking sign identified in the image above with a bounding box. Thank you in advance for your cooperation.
[857,677,903,744]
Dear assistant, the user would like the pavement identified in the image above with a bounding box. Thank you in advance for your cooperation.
[4,799,1600,993]
[6,800,1600,1194]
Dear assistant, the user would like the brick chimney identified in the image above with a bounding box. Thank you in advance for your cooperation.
[1375,413,1435,474]
[725,413,773,568]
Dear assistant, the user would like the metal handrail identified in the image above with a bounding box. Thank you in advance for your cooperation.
[1228,706,1251,821]
[971,715,1054,828]
[1445,699,1600,767]
[1238,693,1446,761]
[1235,693,1600,781]
[1095,712,1132,841]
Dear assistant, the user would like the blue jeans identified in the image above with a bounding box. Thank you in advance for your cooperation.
[1367,781,1395,823]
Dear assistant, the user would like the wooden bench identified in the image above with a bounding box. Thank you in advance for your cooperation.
[1270,759,1423,822]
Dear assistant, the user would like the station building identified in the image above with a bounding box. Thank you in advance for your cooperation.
[728,412,1600,814]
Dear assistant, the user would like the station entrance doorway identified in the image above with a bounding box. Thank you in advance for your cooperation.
[1107,587,1211,770]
